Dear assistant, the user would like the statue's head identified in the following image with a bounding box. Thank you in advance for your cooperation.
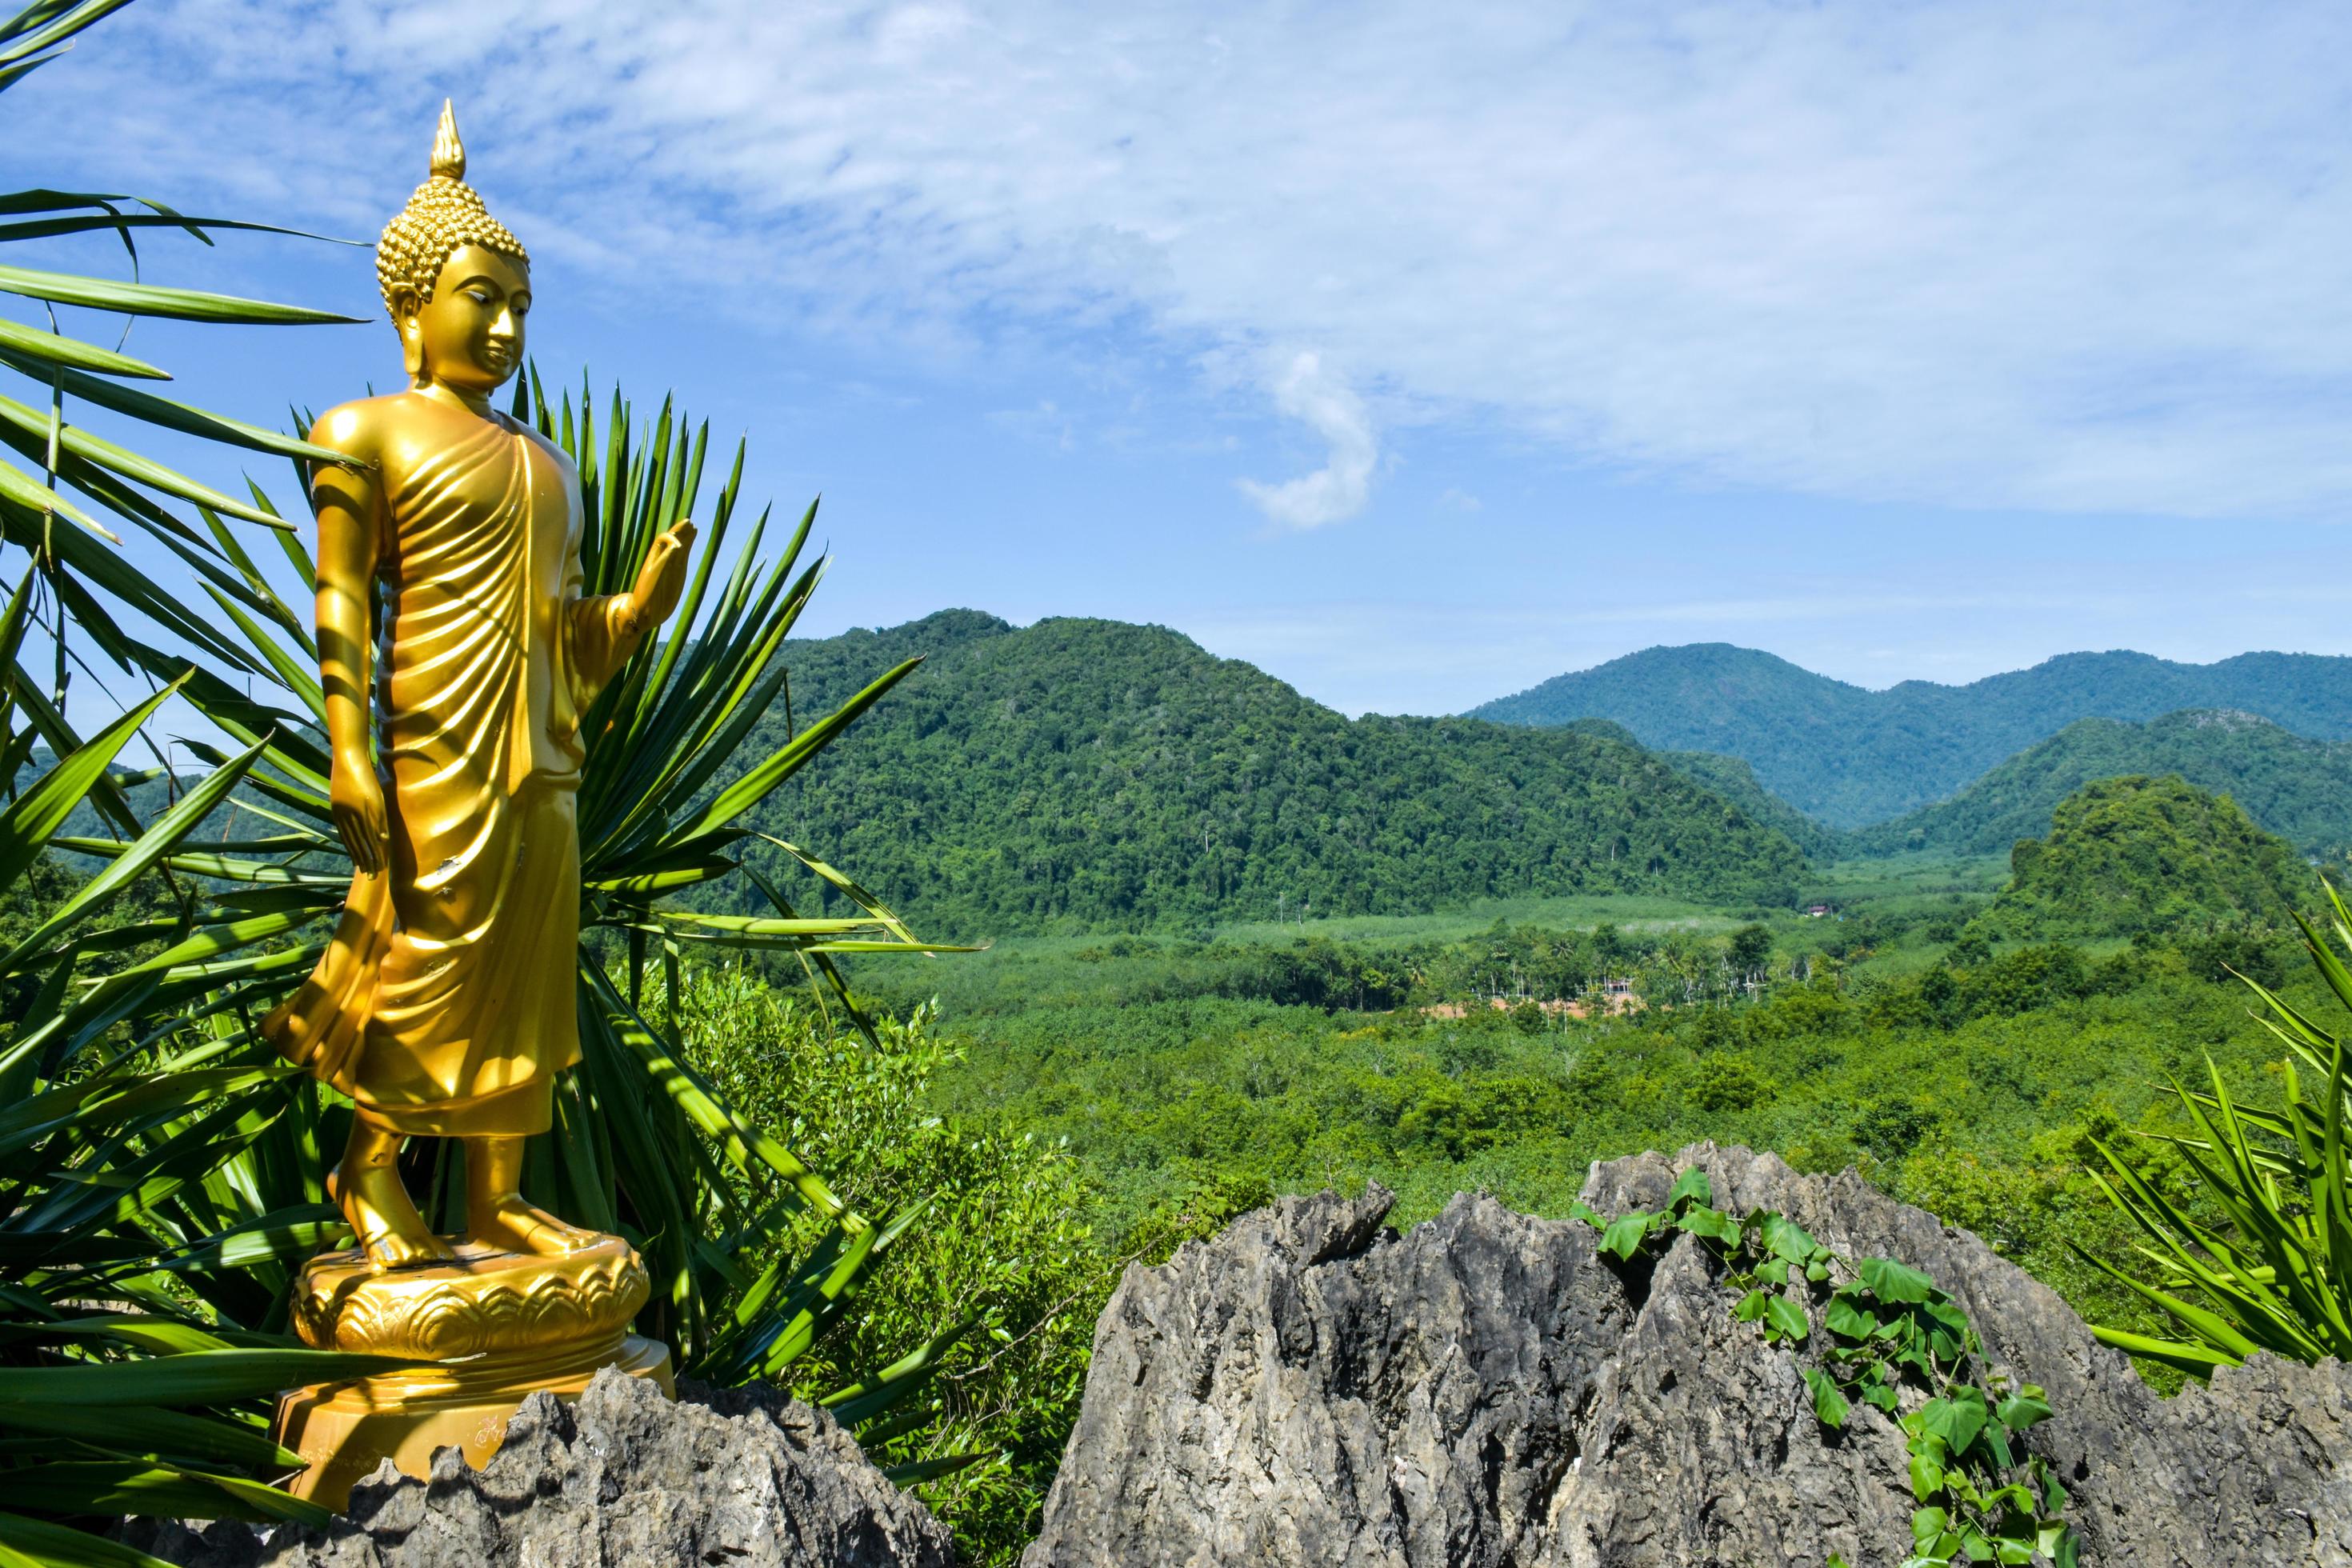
[378,102,531,396]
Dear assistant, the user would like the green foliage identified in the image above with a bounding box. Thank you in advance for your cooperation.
[0,698,394,1562]
[1472,642,2352,828]
[894,896,2293,1379]
[715,611,1809,937]
[0,9,418,1558]
[1580,1169,2079,1568]
[684,973,1106,1565]
[1980,776,2316,940]
[2082,883,2352,1376]
[1666,748,1848,862]
[1564,716,1844,860]
[1849,709,2352,862]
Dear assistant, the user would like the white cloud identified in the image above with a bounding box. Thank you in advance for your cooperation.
[1236,352,1377,527]
[24,0,2352,519]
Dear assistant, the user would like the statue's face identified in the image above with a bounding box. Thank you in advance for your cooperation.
[403,243,530,396]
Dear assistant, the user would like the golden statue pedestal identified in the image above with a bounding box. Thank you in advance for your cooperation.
[272,1234,673,1510]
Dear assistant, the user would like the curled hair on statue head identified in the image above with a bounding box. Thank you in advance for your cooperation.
[375,100,530,325]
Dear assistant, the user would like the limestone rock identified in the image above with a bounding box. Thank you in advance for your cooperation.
[130,1366,954,1568]
[1024,1142,2352,1567]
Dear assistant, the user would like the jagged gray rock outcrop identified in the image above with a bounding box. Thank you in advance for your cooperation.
[130,1366,954,1568]
[1024,1142,2352,1567]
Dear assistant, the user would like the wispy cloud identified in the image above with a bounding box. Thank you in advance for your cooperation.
[1237,351,1377,527]
[24,1,2352,520]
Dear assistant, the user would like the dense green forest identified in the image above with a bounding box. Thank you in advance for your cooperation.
[1470,642,2352,826]
[842,845,2311,1399]
[719,612,1809,937]
[1562,717,1843,860]
[1848,708,2352,861]
[1975,774,2317,939]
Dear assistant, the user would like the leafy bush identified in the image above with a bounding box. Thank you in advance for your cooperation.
[2082,884,2352,1375]
[687,972,1111,1565]
[1687,1056,1774,1113]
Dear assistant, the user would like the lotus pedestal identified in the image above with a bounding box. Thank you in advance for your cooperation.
[271,1234,672,1510]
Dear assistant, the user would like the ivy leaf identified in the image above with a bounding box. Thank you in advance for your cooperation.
[1668,1166,1713,1213]
[1910,1506,1950,1548]
[1802,1366,1849,1430]
[1861,1256,1935,1303]
[1996,1390,2054,1433]
[1757,1257,1791,1286]
[1825,1290,1876,1341]
[1925,1298,1970,1330]
[1918,1392,1988,1459]
[1909,1444,1946,1502]
[1600,1211,1656,1262]
[1762,1295,1810,1345]
[1676,1204,1742,1246]
[1758,1212,1822,1265]
[1733,1289,1769,1322]
[1567,1199,1606,1230]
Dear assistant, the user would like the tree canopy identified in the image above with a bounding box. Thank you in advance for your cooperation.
[718,612,1810,937]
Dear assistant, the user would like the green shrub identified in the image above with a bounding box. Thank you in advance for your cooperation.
[686,973,1112,1566]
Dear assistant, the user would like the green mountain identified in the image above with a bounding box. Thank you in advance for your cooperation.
[1978,774,2318,939]
[1469,644,2352,827]
[728,612,1810,937]
[1565,719,1842,862]
[1850,710,2352,861]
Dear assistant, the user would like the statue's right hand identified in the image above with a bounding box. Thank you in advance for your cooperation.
[331,766,390,877]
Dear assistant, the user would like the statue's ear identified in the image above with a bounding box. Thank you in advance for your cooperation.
[390,288,426,378]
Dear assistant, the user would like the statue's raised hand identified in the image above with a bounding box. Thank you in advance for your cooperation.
[622,519,697,634]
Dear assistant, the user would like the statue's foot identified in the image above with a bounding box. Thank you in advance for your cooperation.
[464,1195,602,1258]
[326,1168,458,1274]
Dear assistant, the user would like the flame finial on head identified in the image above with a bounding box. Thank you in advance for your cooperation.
[375,99,528,322]
[430,98,466,182]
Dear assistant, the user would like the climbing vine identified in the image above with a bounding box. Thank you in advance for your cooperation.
[1573,1168,2081,1568]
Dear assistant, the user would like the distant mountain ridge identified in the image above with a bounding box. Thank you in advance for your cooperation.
[1468,644,2352,827]
[1850,709,2352,861]
[718,611,1808,936]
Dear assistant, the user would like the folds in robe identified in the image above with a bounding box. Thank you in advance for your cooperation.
[266,409,638,1137]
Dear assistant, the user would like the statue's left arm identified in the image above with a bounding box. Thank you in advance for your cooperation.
[563,517,698,695]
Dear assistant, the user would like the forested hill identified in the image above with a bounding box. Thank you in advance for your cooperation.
[1977,775,2318,939]
[727,611,1808,937]
[1565,718,1843,862]
[1467,644,2352,827]
[1849,710,2352,861]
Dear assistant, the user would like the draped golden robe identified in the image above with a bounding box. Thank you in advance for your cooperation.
[266,406,638,1136]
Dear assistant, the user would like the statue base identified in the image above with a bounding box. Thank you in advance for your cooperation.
[272,1234,672,1510]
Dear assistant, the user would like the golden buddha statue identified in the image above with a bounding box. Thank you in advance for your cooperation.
[266,102,687,1508]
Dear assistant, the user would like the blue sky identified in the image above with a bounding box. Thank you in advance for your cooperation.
[8,0,2352,718]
